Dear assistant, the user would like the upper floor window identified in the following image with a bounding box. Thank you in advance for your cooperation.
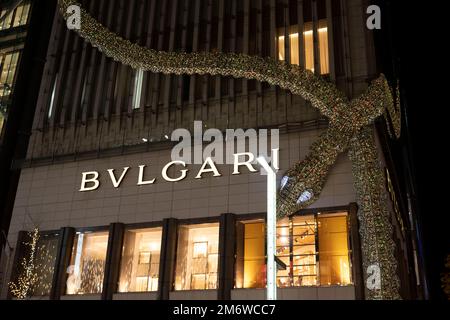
[277,19,329,75]
[174,222,220,291]
[132,69,144,110]
[0,1,31,30]
[118,227,163,293]
[0,51,20,98]
[235,220,266,289]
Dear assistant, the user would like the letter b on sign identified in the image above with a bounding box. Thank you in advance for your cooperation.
[366,5,381,30]
[67,5,81,30]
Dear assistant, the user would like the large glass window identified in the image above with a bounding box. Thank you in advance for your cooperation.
[277,212,351,287]
[235,211,352,289]
[0,51,21,139]
[277,19,329,74]
[118,227,162,293]
[174,223,219,291]
[278,215,318,287]
[235,220,266,289]
[0,8,13,30]
[318,213,352,286]
[12,2,31,28]
[0,51,20,98]
[31,234,59,296]
[132,69,144,110]
[65,231,109,295]
[0,2,31,30]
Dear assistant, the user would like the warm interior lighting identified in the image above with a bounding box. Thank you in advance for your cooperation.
[277,20,329,74]
[318,213,352,286]
[174,223,219,291]
[118,228,162,293]
[66,231,109,295]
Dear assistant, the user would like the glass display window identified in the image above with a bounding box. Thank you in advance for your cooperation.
[65,231,109,295]
[118,227,162,293]
[174,222,219,291]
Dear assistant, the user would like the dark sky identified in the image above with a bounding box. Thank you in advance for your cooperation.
[376,0,448,300]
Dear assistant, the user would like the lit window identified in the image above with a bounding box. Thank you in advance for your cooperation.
[278,20,329,74]
[277,212,351,287]
[235,211,352,289]
[0,2,31,30]
[235,220,266,289]
[132,69,144,109]
[12,2,31,28]
[174,223,219,291]
[318,213,352,286]
[65,231,109,295]
[0,51,20,137]
[0,9,13,30]
[118,227,162,293]
[0,51,20,98]
[285,215,318,287]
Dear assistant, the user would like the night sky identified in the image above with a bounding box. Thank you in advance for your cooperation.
[376,0,448,300]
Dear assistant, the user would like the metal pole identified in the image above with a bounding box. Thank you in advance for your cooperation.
[257,156,277,300]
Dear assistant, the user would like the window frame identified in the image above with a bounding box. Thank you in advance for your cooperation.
[64,225,110,296]
[117,222,164,294]
[8,229,61,299]
[172,217,221,292]
[234,205,356,290]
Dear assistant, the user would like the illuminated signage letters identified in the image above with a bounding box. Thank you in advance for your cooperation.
[80,152,275,192]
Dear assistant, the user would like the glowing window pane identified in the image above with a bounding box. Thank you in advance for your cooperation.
[318,213,352,286]
[66,231,109,295]
[277,19,329,75]
[174,223,219,291]
[118,227,162,293]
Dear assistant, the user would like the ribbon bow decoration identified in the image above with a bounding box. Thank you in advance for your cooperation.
[58,0,402,299]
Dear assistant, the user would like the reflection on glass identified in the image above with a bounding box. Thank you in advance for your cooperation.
[31,234,59,296]
[174,223,219,291]
[277,19,329,74]
[277,217,315,287]
[118,227,162,293]
[66,231,109,295]
[235,221,266,289]
[318,213,351,286]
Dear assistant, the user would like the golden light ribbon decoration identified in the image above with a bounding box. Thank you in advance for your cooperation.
[59,0,401,299]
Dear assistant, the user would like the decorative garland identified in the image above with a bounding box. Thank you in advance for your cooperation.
[57,0,401,299]
[349,128,401,300]
[9,228,40,299]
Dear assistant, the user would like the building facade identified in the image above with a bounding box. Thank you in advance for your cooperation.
[0,0,57,288]
[0,0,423,300]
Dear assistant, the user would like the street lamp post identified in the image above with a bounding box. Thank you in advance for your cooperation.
[257,156,277,301]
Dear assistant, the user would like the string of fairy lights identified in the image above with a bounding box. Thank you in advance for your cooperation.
[51,0,404,299]
[9,228,40,299]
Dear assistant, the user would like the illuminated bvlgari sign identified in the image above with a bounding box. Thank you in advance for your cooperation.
[79,152,276,192]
